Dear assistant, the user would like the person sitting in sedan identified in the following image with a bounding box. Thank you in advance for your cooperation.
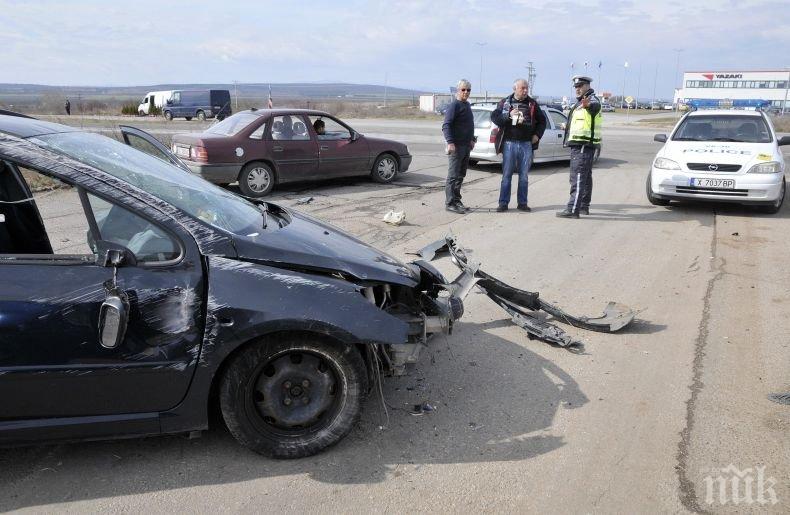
[313,119,326,136]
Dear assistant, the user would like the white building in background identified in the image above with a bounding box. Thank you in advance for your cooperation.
[675,70,790,111]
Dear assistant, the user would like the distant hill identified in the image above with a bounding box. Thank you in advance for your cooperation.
[0,82,430,103]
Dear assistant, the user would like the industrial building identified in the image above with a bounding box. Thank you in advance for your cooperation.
[675,69,790,111]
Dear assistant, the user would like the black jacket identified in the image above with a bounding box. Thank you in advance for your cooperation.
[491,94,546,154]
[441,98,475,145]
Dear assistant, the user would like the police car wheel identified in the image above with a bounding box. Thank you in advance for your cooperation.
[757,179,785,214]
[646,173,670,206]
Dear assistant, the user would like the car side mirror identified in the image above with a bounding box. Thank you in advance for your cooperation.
[95,240,137,267]
[99,292,129,349]
[351,131,359,141]
[654,134,667,143]
[778,135,790,146]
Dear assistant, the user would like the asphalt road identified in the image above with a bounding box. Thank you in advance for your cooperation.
[1,113,789,513]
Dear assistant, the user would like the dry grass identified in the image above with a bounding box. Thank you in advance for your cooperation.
[770,116,790,132]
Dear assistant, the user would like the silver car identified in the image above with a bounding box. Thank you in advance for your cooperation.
[468,103,600,166]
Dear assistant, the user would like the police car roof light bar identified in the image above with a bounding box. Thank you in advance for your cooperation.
[686,99,772,111]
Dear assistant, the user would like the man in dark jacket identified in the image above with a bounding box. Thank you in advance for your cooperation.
[442,79,476,214]
[491,79,546,212]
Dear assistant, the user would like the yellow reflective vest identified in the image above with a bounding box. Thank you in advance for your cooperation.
[567,100,602,146]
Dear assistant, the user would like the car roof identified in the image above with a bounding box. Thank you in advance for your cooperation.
[470,103,555,112]
[237,108,334,118]
[686,109,763,118]
[0,114,79,138]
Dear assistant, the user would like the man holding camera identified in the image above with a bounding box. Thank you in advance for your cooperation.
[557,75,602,218]
[491,79,546,212]
[442,79,476,214]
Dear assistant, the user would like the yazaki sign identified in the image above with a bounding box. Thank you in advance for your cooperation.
[701,73,744,80]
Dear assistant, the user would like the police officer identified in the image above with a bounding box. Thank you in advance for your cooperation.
[557,75,602,218]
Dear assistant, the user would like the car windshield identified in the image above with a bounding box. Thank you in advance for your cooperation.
[205,112,261,136]
[472,109,492,128]
[672,115,771,143]
[30,131,263,235]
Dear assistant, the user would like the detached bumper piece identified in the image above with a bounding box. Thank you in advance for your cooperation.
[415,236,636,348]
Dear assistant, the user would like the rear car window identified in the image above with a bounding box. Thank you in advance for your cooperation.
[672,115,771,143]
[205,112,261,136]
[472,109,492,129]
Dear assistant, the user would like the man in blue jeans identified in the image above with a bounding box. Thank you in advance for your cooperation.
[491,79,546,212]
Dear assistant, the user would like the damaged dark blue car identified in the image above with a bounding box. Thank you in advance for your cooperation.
[0,113,471,458]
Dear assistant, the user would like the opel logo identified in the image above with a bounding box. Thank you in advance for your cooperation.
[708,164,719,171]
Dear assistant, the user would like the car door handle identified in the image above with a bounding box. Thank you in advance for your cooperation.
[273,146,283,152]
[557,133,563,138]
[320,145,329,150]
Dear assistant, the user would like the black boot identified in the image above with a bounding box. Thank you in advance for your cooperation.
[556,209,580,219]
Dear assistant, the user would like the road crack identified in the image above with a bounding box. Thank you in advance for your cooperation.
[676,212,724,514]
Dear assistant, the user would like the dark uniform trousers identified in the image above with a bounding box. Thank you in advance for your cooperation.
[566,145,596,212]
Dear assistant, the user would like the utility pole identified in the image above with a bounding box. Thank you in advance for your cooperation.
[526,61,536,97]
[476,42,487,99]
[621,61,629,108]
[636,62,642,108]
[783,68,789,115]
[384,72,388,108]
[232,80,239,110]
[652,61,659,109]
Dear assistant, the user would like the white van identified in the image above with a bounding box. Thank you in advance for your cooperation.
[137,90,173,116]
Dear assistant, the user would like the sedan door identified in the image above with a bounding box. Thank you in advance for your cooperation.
[308,116,369,178]
[268,114,319,182]
[0,161,205,422]
[544,109,570,160]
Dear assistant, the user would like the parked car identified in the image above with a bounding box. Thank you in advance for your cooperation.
[601,102,615,113]
[170,109,412,197]
[163,89,232,121]
[469,104,601,166]
[0,111,466,458]
[647,109,789,213]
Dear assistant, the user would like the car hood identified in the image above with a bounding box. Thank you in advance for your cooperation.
[231,205,418,287]
[660,141,778,168]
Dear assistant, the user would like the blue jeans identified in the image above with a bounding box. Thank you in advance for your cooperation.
[499,140,533,206]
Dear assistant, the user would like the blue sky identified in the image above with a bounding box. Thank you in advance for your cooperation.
[1,0,788,99]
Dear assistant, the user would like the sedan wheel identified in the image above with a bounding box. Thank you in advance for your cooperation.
[758,179,785,214]
[239,162,275,197]
[371,154,398,183]
[219,336,367,458]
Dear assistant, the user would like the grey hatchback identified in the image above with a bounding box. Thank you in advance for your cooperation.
[171,109,412,197]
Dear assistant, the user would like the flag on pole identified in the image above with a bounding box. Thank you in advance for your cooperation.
[267,84,273,109]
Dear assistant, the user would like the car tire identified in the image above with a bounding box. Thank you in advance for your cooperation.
[370,153,399,183]
[164,111,173,121]
[646,173,670,206]
[138,110,145,116]
[219,335,367,458]
[468,159,479,167]
[197,111,206,121]
[757,179,785,214]
[185,116,193,121]
[238,161,275,197]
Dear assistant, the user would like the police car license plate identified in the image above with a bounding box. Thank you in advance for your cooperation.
[175,146,190,158]
[689,178,735,189]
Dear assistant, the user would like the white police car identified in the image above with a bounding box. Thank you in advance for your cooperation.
[647,104,790,214]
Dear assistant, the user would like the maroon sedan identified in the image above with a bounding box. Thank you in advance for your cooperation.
[170,109,412,197]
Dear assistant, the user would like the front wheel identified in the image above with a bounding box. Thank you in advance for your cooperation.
[219,336,367,458]
[468,159,479,167]
[238,161,275,197]
[757,179,785,214]
[370,154,399,183]
[185,116,193,121]
[197,110,206,121]
[646,173,670,206]
[164,111,173,121]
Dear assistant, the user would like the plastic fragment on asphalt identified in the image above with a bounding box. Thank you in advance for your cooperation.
[295,196,314,205]
[383,209,406,225]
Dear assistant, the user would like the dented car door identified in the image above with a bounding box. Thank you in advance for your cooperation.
[0,160,205,419]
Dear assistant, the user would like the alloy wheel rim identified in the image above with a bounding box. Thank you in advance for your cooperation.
[377,158,396,180]
[247,168,271,192]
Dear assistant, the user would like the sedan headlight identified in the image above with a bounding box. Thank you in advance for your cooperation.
[746,161,781,174]
[654,157,681,170]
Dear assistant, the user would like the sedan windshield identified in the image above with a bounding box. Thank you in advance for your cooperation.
[205,112,261,136]
[30,131,263,235]
[672,115,771,143]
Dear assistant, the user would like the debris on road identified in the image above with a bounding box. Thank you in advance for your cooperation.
[383,209,406,225]
[295,196,314,205]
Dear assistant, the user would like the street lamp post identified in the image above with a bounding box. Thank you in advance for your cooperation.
[621,61,629,109]
[783,68,789,115]
[673,48,684,111]
[476,42,487,100]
